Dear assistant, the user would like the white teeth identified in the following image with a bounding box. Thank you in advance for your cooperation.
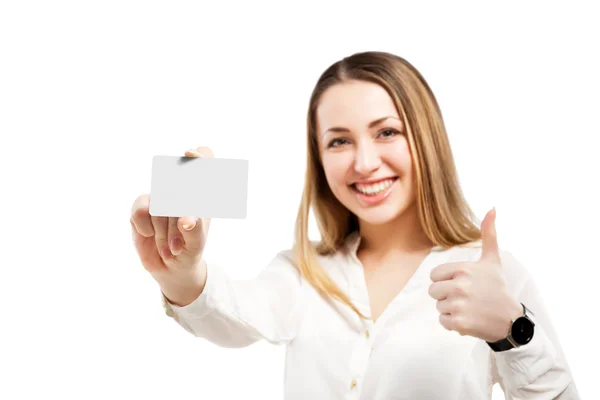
[355,178,394,195]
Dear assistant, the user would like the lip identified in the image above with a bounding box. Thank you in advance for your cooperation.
[351,177,398,205]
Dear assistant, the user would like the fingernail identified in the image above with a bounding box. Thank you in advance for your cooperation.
[170,237,182,255]
[160,244,172,259]
[182,222,195,231]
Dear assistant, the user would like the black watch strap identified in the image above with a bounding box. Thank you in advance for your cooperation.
[487,337,515,352]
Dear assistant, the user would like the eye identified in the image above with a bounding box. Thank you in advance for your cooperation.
[327,138,348,148]
[378,128,400,138]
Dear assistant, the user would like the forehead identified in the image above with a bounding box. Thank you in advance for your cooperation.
[316,81,400,132]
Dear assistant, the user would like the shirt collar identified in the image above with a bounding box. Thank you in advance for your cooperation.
[343,230,445,257]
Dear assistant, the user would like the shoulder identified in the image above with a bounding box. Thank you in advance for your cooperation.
[272,247,295,264]
[269,241,344,265]
[264,244,351,289]
[250,248,302,283]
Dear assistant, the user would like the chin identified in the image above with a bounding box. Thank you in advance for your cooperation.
[352,207,405,226]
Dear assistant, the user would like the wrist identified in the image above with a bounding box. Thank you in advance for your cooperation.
[487,301,535,352]
[490,298,524,343]
[507,298,524,321]
[155,261,208,307]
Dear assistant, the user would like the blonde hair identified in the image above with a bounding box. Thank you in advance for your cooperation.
[292,51,482,319]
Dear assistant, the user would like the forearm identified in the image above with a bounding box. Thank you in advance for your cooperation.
[158,252,305,347]
[493,323,576,399]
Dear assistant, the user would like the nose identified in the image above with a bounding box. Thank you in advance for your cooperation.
[354,140,381,176]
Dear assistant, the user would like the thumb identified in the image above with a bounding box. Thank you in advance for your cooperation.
[178,216,209,254]
[480,207,500,264]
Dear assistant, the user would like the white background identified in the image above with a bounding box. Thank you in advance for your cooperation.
[1,1,597,399]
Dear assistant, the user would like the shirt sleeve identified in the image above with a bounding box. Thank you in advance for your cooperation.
[491,250,580,399]
[161,249,305,348]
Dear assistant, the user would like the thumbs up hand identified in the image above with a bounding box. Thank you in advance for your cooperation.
[428,208,523,342]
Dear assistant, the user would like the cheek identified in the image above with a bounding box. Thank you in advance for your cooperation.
[321,154,352,187]
[383,138,413,172]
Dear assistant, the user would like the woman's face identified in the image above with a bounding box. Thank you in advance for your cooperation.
[316,80,417,226]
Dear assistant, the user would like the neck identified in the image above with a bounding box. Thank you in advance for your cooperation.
[357,202,434,257]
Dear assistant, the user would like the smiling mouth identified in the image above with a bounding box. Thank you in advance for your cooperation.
[351,177,398,196]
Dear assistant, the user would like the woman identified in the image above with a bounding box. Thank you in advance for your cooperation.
[130,51,579,399]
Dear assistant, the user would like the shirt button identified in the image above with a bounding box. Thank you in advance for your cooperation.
[350,379,357,389]
[365,329,370,339]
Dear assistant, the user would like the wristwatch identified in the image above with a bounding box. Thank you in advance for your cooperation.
[487,303,535,352]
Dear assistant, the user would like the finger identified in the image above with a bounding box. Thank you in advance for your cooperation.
[195,146,214,157]
[429,279,469,300]
[439,314,454,332]
[151,215,171,259]
[429,280,452,300]
[130,219,165,271]
[168,217,184,256]
[185,146,214,158]
[435,299,451,314]
[436,299,450,315]
[130,194,154,237]
[480,207,500,263]
[436,298,465,315]
[177,216,206,254]
[430,262,464,282]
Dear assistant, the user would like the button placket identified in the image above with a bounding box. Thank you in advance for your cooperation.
[362,320,376,364]
[350,378,357,390]
[346,323,374,396]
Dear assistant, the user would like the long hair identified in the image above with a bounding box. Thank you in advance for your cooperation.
[292,51,482,319]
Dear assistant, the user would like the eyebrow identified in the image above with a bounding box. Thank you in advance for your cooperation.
[323,116,401,135]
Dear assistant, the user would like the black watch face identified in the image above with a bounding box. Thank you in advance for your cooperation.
[511,316,534,344]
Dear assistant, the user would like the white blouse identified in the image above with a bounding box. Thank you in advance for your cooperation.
[161,233,579,399]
